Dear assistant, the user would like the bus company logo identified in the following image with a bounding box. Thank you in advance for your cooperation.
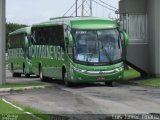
[99,71,104,75]
[8,48,24,59]
[29,45,64,60]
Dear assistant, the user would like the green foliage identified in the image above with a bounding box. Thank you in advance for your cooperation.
[0,81,48,88]
[135,79,160,87]
[0,99,40,120]
[6,23,28,51]
[124,68,141,80]
[124,68,160,87]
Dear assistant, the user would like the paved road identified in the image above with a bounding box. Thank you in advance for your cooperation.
[2,70,160,114]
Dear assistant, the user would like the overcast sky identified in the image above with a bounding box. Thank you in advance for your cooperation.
[6,0,120,25]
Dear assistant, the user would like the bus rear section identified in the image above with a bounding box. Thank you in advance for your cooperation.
[8,27,32,78]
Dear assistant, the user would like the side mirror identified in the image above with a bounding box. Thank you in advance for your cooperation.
[120,30,129,46]
[68,31,73,47]
[8,39,11,49]
[24,36,29,48]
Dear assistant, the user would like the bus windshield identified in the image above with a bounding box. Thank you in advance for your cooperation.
[73,29,122,65]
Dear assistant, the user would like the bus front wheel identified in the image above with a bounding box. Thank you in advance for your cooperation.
[39,67,47,81]
[63,72,73,87]
[23,66,30,78]
[24,69,30,78]
[13,73,21,77]
[25,73,30,78]
[11,64,21,77]
[105,81,113,87]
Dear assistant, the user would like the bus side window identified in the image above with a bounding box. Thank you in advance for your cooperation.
[59,27,64,48]
[48,28,53,45]
[35,28,44,45]
[53,26,65,48]
[38,29,43,45]
[42,29,47,45]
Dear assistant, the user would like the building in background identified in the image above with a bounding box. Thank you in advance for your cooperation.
[119,0,160,77]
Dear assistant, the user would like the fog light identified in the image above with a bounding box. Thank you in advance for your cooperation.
[78,77,82,80]
[118,75,122,79]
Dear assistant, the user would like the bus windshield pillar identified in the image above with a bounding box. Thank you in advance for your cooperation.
[0,0,6,85]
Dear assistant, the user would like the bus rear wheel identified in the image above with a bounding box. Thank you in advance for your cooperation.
[105,81,113,87]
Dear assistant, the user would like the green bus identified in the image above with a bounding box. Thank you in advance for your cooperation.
[30,17,128,86]
[8,27,32,78]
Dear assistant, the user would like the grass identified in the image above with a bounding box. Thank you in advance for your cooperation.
[124,68,141,80]
[135,78,160,87]
[0,81,48,89]
[124,68,160,87]
[0,98,43,120]
[13,102,51,120]
[7,101,70,120]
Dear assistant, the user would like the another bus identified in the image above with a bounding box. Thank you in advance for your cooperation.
[30,17,128,86]
[8,27,32,78]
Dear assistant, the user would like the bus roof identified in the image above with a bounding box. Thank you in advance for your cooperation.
[32,17,118,29]
[9,27,31,36]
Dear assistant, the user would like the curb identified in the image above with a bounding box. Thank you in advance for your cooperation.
[0,85,48,92]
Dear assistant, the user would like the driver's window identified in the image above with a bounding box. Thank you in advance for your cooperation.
[64,26,73,58]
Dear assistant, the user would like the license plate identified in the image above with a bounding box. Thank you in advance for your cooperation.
[97,76,105,81]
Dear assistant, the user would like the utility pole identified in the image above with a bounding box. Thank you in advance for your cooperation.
[90,0,93,16]
[82,0,92,16]
[76,0,93,17]
[76,0,78,16]
[0,0,6,85]
[82,0,85,16]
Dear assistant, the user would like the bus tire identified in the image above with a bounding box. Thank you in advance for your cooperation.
[64,78,73,87]
[11,64,21,77]
[62,72,73,87]
[13,73,21,77]
[25,74,30,78]
[39,67,47,81]
[23,65,30,78]
[105,81,113,87]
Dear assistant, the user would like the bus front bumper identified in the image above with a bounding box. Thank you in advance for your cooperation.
[70,66,124,83]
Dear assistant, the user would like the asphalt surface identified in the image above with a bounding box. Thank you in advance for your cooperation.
[2,70,160,115]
